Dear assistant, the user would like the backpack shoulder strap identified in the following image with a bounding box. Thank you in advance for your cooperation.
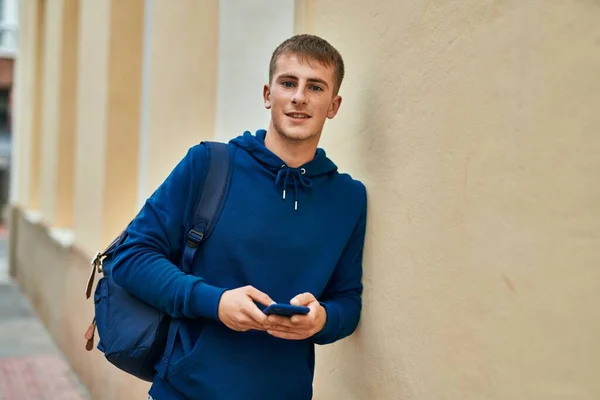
[180,141,232,274]
[157,141,232,379]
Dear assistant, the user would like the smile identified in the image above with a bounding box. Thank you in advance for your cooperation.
[286,113,311,119]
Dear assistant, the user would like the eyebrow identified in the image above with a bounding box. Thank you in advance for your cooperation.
[277,74,330,89]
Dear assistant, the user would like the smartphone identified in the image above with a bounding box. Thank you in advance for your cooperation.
[263,303,310,317]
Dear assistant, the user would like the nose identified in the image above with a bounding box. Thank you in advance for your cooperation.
[291,86,308,105]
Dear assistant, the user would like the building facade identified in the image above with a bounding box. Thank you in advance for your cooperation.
[0,0,19,208]
[9,0,600,399]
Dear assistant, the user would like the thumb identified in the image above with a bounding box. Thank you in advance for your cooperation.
[245,286,274,307]
[290,292,316,306]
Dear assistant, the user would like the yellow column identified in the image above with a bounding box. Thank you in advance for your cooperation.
[11,0,39,207]
[39,0,79,229]
[55,0,80,228]
[28,0,46,211]
[38,0,61,223]
[139,0,218,201]
[73,0,144,255]
[101,0,144,247]
[72,0,110,255]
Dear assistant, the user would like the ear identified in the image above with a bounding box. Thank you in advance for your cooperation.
[327,95,342,119]
[263,84,271,109]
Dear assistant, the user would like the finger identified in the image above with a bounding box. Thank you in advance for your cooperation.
[267,329,306,340]
[292,301,320,324]
[243,318,266,330]
[290,314,311,325]
[267,315,295,328]
[242,303,269,325]
[265,324,294,332]
[246,324,267,331]
[238,316,265,331]
[246,286,275,307]
[290,292,316,306]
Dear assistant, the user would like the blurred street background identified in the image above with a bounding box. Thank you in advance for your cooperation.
[0,224,88,399]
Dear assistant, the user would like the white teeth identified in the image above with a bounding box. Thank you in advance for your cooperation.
[289,114,308,118]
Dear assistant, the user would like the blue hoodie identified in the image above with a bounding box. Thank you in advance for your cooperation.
[112,130,367,400]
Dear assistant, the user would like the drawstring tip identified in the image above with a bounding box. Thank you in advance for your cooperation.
[283,190,286,200]
[294,201,298,211]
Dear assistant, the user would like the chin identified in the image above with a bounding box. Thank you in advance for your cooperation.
[277,125,319,142]
[283,132,312,141]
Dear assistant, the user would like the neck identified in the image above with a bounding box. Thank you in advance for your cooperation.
[264,121,320,168]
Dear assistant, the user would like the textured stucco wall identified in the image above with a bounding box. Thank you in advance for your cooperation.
[298,1,600,399]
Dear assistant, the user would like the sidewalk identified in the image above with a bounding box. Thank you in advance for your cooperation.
[0,232,90,399]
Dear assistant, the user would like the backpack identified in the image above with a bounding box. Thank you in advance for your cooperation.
[83,141,232,382]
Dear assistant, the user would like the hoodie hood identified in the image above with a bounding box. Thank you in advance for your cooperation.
[231,129,338,210]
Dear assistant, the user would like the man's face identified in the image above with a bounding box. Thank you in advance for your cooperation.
[264,53,342,142]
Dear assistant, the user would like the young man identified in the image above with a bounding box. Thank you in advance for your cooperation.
[112,34,367,400]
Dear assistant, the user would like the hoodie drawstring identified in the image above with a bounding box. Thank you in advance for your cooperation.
[275,165,313,211]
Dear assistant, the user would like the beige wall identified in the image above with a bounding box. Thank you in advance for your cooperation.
[140,0,218,201]
[39,0,79,228]
[20,0,81,229]
[39,0,63,224]
[54,0,80,228]
[297,1,600,399]
[9,1,600,399]
[73,0,145,253]
[28,0,45,211]
[72,0,110,255]
[101,0,144,247]
[11,0,38,206]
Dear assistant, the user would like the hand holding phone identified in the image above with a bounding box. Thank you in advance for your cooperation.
[265,293,327,340]
[218,286,274,332]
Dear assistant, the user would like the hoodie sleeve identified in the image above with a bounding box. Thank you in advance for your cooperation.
[312,184,367,345]
[111,144,227,321]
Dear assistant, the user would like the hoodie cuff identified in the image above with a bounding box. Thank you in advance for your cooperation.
[190,281,227,321]
[311,301,339,344]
